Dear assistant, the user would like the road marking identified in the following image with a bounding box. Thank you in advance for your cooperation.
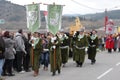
[116,62,120,66]
[97,68,113,79]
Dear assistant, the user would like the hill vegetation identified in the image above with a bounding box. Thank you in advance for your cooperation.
[0,0,120,31]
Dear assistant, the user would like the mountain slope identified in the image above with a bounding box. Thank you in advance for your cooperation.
[0,0,120,30]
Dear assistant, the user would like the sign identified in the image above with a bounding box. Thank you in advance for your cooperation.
[0,19,5,24]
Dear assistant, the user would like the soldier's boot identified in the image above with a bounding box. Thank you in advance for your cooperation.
[58,68,61,74]
[33,70,39,77]
[76,61,79,67]
[91,60,96,65]
[52,72,56,76]
[33,71,37,77]
[80,62,83,67]
[63,64,65,67]
[36,70,39,75]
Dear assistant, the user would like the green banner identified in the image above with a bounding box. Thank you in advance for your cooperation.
[47,5,63,35]
[26,4,40,33]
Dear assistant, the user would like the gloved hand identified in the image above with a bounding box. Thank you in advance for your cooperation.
[51,39,54,43]
[24,50,27,55]
[52,46,56,49]
[51,37,57,43]
[85,47,88,52]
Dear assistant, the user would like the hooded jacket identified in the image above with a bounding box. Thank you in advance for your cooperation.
[15,32,26,53]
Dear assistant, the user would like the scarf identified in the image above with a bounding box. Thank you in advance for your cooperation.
[78,34,84,41]
[91,34,97,40]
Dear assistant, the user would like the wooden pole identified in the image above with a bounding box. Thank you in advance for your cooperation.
[30,1,34,73]
[31,45,34,66]
[54,48,56,71]
[24,2,42,6]
[53,2,55,5]
[43,2,65,6]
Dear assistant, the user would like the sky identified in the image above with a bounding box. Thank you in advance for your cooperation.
[8,0,120,15]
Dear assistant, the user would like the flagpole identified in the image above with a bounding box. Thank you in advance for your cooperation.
[30,2,34,66]
[31,2,35,67]
[43,2,65,6]
[104,9,108,33]
[24,2,42,6]
[31,45,34,66]
[53,2,56,70]
[54,48,56,72]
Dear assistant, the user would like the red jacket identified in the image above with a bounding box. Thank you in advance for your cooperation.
[105,36,114,49]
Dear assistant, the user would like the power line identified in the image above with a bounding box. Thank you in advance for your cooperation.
[71,0,120,11]
[71,0,104,11]
[108,5,120,11]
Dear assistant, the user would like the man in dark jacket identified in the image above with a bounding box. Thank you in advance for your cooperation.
[60,33,70,67]
[14,29,26,73]
[23,34,32,72]
[73,29,88,67]
[0,28,5,79]
[88,30,98,64]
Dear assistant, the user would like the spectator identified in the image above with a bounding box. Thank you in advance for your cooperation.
[2,31,15,76]
[23,33,32,72]
[0,28,5,80]
[14,29,26,73]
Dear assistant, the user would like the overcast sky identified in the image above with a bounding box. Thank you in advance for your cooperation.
[8,0,120,15]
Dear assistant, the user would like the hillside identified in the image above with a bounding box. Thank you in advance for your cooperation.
[0,0,120,32]
[84,10,120,20]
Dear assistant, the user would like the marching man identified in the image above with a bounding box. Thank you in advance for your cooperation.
[60,32,70,67]
[88,30,98,64]
[73,28,88,67]
[49,33,62,76]
[30,32,42,77]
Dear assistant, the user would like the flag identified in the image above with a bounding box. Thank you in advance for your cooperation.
[26,4,40,33]
[47,5,63,35]
[106,19,115,34]
[43,11,48,32]
[118,27,120,33]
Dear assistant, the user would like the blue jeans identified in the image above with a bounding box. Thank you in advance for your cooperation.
[40,51,49,67]
[0,59,4,76]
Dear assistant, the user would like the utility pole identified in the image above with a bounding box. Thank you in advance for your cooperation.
[104,8,108,32]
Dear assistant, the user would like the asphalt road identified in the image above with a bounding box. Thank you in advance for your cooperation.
[4,50,120,80]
